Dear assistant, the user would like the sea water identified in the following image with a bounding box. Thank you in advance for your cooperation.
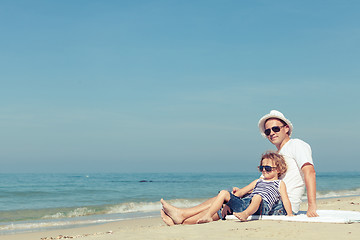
[0,172,359,234]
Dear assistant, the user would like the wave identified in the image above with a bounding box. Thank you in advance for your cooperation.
[316,188,360,199]
[40,198,205,220]
[42,207,97,219]
[0,199,205,234]
[0,217,127,234]
[106,198,204,214]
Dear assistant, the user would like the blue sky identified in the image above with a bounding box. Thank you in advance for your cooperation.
[0,0,359,173]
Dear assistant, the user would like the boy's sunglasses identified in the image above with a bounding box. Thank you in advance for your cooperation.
[264,126,284,136]
[258,165,276,172]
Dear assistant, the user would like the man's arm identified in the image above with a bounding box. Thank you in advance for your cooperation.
[301,163,318,217]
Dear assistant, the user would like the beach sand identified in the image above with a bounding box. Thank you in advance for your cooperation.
[2,196,360,240]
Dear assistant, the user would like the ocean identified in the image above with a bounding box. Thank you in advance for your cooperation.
[1,172,359,235]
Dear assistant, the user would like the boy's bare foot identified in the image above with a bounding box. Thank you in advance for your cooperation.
[160,199,184,224]
[233,212,250,222]
[161,209,175,226]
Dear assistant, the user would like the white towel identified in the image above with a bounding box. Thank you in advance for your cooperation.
[225,210,360,223]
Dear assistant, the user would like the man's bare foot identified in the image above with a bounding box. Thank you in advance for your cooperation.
[161,209,175,226]
[233,212,249,222]
[196,214,213,224]
[160,199,184,224]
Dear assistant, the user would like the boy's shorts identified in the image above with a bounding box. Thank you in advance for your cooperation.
[217,192,253,219]
[217,191,287,219]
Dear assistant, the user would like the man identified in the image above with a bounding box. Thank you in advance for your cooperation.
[160,110,318,225]
[258,110,318,217]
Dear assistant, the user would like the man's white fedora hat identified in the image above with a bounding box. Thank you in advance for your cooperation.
[258,110,293,138]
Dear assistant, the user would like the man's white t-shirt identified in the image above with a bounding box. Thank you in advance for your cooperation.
[278,138,314,213]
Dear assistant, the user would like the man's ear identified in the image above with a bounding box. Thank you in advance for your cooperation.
[284,125,290,134]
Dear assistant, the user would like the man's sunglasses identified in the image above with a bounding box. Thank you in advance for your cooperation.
[264,126,285,136]
[258,165,276,172]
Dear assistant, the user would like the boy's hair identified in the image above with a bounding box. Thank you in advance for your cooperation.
[261,151,287,177]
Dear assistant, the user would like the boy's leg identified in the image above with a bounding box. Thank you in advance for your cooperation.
[197,190,231,224]
[234,194,262,221]
[161,197,216,224]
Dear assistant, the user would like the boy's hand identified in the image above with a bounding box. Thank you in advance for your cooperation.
[232,187,240,195]
[221,205,231,218]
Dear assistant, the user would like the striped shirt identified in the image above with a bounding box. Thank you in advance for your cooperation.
[249,179,281,210]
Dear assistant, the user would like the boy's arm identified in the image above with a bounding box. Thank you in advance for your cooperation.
[279,181,294,216]
[233,179,258,197]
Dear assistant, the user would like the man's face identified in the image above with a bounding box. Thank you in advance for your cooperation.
[264,119,290,148]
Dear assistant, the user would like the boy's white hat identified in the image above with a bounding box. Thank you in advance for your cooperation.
[258,110,293,138]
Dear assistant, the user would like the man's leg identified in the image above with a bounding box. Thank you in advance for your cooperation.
[160,209,175,226]
[161,197,216,224]
[182,210,220,224]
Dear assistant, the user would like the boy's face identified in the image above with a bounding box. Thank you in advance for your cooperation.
[261,158,279,180]
[264,119,290,148]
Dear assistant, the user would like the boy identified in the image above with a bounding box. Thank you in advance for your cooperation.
[161,152,293,225]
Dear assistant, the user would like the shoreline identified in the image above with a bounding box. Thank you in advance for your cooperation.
[2,196,360,240]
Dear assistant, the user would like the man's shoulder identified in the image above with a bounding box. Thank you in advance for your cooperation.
[288,138,311,148]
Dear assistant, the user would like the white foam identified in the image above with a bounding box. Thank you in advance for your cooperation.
[0,217,126,234]
[316,188,360,199]
[105,198,205,214]
[106,201,161,214]
[42,207,96,219]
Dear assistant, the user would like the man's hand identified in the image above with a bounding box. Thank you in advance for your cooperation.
[307,204,319,217]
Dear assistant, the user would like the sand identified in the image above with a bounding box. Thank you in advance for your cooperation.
[2,196,360,240]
